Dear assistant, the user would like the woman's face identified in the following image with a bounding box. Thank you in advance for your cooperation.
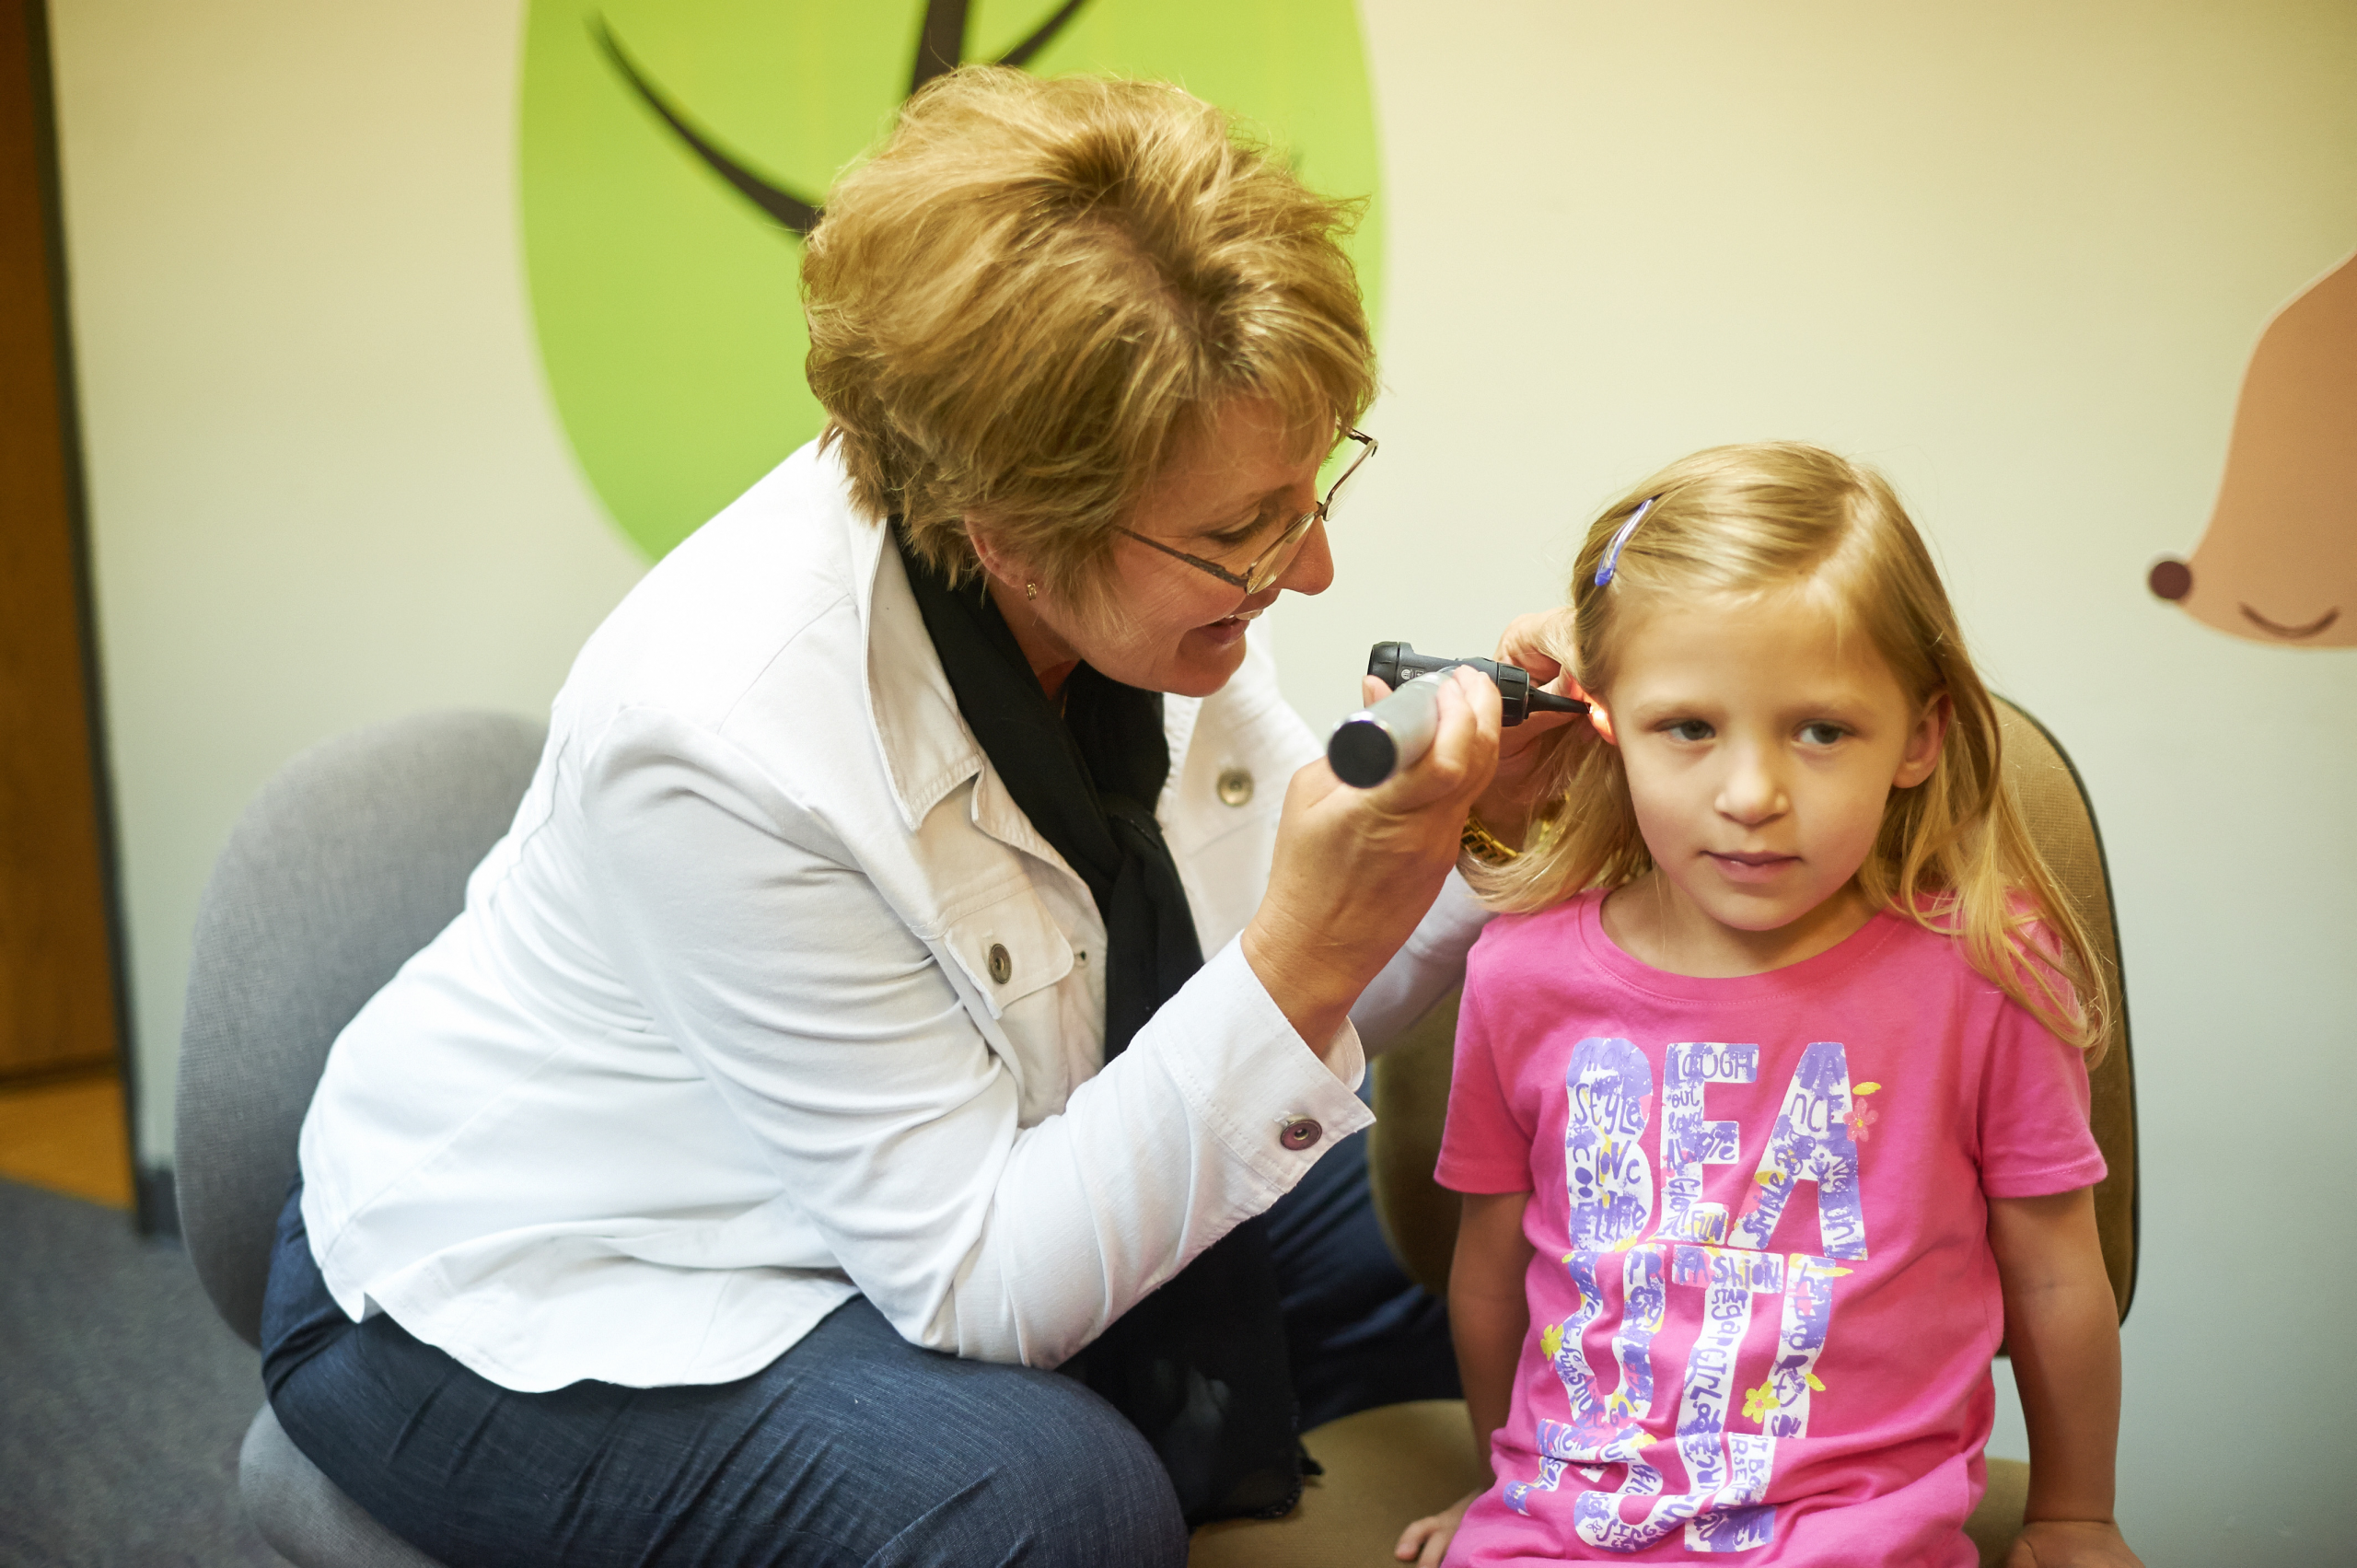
[977,398,1337,698]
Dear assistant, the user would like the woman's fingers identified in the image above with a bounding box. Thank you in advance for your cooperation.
[1371,666,1499,815]
[1494,610,1571,686]
[1492,608,1589,754]
[1433,665,1504,796]
[1471,611,1597,834]
[1499,703,1578,755]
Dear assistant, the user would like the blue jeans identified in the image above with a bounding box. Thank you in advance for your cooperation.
[262,1122,1454,1567]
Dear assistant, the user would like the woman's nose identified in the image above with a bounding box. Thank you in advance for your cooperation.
[1271,517,1334,598]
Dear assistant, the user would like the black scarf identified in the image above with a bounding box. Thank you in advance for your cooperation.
[894,529,1306,1525]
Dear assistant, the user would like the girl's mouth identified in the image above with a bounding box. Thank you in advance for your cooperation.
[1707,851,1798,884]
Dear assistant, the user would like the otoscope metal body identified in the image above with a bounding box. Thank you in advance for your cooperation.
[1326,642,1588,788]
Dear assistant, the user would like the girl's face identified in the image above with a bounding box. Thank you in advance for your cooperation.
[1592,588,1946,971]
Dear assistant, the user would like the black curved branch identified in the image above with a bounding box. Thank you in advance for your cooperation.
[995,0,1091,70]
[595,0,1094,242]
[596,19,821,237]
[912,0,1090,92]
[910,0,970,96]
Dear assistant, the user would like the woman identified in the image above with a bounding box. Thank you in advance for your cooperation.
[263,68,1563,1566]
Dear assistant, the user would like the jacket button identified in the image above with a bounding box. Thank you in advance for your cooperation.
[1216,767,1254,807]
[1279,1117,1322,1151]
[987,943,1012,985]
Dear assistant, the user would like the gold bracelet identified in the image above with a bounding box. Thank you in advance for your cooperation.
[1461,815,1521,867]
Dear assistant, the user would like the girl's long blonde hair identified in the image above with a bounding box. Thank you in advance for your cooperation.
[1475,442,2109,1058]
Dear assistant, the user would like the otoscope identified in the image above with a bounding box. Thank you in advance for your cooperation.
[1326,642,1589,788]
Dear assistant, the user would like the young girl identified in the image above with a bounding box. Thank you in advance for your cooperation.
[1397,445,2141,1567]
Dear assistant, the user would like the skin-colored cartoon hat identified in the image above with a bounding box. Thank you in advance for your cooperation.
[2148,250,2356,646]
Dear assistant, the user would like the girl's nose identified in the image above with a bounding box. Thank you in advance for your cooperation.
[1715,747,1788,825]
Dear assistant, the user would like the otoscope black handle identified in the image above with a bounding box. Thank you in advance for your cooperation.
[1327,642,1591,789]
[1366,642,1587,726]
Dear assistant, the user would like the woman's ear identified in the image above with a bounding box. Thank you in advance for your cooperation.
[1894,691,1951,788]
[962,518,1031,593]
[1588,700,1618,747]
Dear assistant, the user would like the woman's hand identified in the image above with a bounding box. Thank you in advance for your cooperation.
[2005,1519,2143,1568]
[1243,667,1501,1053]
[1469,610,1596,846]
[1395,1488,1479,1566]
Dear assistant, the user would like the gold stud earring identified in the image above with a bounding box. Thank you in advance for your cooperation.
[1025,582,1039,601]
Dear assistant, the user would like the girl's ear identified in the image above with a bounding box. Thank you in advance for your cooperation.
[1563,671,1615,745]
[1894,691,1950,788]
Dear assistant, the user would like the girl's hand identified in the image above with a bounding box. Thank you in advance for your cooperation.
[2005,1518,2143,1567]
[1989,1190,2131,1568]
[1394,1488,1479,1566]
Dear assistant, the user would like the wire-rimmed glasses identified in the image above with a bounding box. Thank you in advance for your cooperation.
[1117,427,1376,596]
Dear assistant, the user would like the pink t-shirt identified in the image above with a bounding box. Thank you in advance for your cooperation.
[1435,891,2104,1566]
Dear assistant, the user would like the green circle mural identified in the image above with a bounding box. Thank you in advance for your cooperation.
[519,0,1387,560]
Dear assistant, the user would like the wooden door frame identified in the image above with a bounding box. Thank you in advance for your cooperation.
[6,0,146,1231]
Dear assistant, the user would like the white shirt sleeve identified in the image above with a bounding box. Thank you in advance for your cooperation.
[577,709,1373,1369]
[1348,866,1492,1053]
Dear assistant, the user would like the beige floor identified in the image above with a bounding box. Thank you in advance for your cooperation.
[0,1069,134,1208]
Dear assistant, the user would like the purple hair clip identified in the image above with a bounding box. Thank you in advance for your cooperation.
[1594,496,1657,587]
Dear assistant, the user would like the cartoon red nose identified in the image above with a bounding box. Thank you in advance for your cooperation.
[2148,558,2193,601]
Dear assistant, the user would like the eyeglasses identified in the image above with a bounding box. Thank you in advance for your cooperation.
[1117,428,1376,596]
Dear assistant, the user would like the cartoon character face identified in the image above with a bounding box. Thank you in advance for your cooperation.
[2150,250,2357,646]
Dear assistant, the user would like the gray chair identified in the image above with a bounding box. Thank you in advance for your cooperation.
[177,711,546,1568]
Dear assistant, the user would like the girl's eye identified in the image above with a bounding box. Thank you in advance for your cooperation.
[1798,722,1847,747]
[1666,719,1714,742]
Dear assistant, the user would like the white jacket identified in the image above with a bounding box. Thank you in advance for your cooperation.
[296,439,1486,1392]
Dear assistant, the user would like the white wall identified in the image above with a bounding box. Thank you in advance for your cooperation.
[49,2,647,1162]
[47,1,2354,1559]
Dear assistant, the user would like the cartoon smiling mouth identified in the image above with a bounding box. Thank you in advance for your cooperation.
[2238,603,2342,641]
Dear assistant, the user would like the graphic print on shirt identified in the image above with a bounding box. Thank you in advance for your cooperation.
[1505,1038,1865,1553]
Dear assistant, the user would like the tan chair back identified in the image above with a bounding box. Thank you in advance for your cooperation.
[1368,697,2138,1321]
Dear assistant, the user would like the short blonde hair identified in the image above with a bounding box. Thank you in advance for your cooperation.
[802,67,1376,589]
[1476,443,2111,1057]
